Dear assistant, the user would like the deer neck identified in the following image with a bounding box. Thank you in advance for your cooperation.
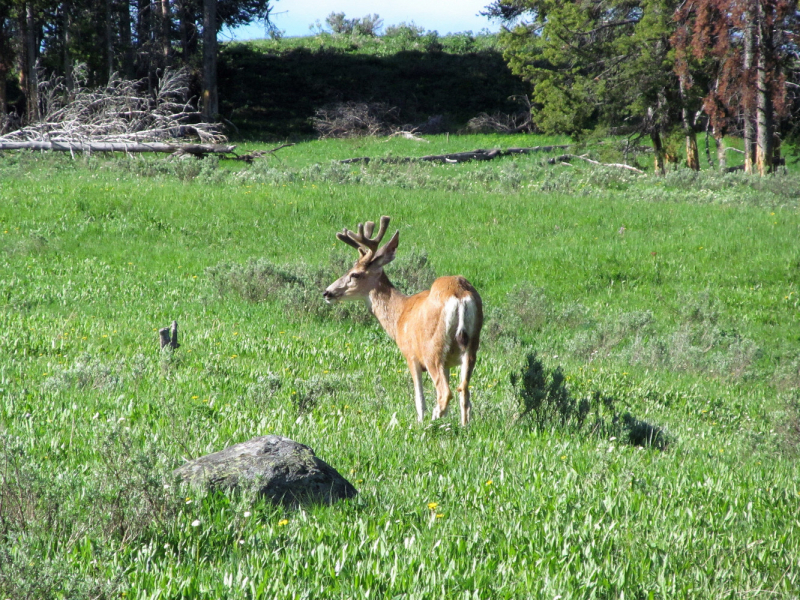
[366,272,407,341]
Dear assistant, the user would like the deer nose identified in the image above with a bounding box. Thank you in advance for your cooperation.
[322,289,333,300]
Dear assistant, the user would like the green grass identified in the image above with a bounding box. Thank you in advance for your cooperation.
[1,138,799,598]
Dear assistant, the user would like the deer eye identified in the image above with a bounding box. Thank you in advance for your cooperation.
[350,272,362,279]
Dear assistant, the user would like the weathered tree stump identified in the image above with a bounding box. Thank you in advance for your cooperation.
[159,320,180,349]
[173,435,358,506]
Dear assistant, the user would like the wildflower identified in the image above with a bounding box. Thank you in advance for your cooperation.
[192,395,199,399]
[427,502,438,510]
[435,513,444,519]
[243,511,251,518]
[191,519,200,527]
[560,455,566,460]
[485,480,493,486]
[278,519,289,527]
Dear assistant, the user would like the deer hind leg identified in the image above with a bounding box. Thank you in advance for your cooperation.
[430,364,452,420]
[457,351,476,426]
[408,359,426,423]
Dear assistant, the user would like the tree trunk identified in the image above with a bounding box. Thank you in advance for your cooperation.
[119,0,135,78]
[0,64,6,124]
[0,7,8,122]
[179,0,198,61]
[679,79,700,171]
[202,0,217,119]
[742,1,756,174]
[136,0,153,88]
[21,3,38,123]
[161,0,171,66]
[684,119,700,170]
[651,131,665,176]
[714,129,726,171]
[755,2,773,176]
[62,2,73,89]
[105,0,114,80]
[136,0,150,50]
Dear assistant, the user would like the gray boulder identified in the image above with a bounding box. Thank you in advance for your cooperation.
[173,435,357,506]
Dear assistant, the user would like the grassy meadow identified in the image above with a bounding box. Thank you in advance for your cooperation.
[1,136,800,598]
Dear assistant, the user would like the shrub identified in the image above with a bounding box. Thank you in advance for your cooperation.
[206,250,437,326]
[0,431,179,599]
[324,12,383,36]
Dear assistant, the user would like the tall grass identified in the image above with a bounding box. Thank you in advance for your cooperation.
[0,140,799,598]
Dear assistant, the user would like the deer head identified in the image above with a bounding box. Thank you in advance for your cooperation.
[323,216,399,303]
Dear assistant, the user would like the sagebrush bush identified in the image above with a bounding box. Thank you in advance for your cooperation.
[0,431,179,600]
[206,250,437,326]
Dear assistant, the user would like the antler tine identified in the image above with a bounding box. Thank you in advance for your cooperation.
[341,216,391,253]
[336,229,362,251]
[373,216,390,246]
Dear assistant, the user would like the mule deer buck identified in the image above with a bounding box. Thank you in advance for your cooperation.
[323,216,483,425]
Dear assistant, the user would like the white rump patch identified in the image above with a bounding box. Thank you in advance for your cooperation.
[459,296,477,337]
[443,296,460,345]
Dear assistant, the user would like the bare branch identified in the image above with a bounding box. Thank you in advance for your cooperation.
[0,65,226,146]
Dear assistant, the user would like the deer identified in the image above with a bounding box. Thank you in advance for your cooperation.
[323,216,483,426]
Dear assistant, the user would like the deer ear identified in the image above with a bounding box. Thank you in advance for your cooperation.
[370,230,399,268]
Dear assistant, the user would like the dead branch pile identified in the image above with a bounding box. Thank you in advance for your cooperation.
[467,111,534,134]
[0,65,225,147]
[312,102,403,138]
[467,96,535,134]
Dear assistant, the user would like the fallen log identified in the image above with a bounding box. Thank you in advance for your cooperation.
[338,145,572,166]
[547,153,644,174]
[0,140,236,156]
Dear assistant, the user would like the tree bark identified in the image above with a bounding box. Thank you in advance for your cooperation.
[0,64,6,124]
[651,131,665,176]
[202,0,218,119]
[21,3,39,123]
[742,1,756,174]
[683,111,700,171]
[755,2,773,176]
[119,0,135,78]
[161,0,172,66]
[0,6,9,121]
[714,129,726,171]
[679,79,699,171]
[105,0,114,80]
[179,0,198,60]
[136,0,150,51]
[136,0,154,89]
[62,2,73,89]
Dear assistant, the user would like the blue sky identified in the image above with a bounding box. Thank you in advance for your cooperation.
[227,0,499,40]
